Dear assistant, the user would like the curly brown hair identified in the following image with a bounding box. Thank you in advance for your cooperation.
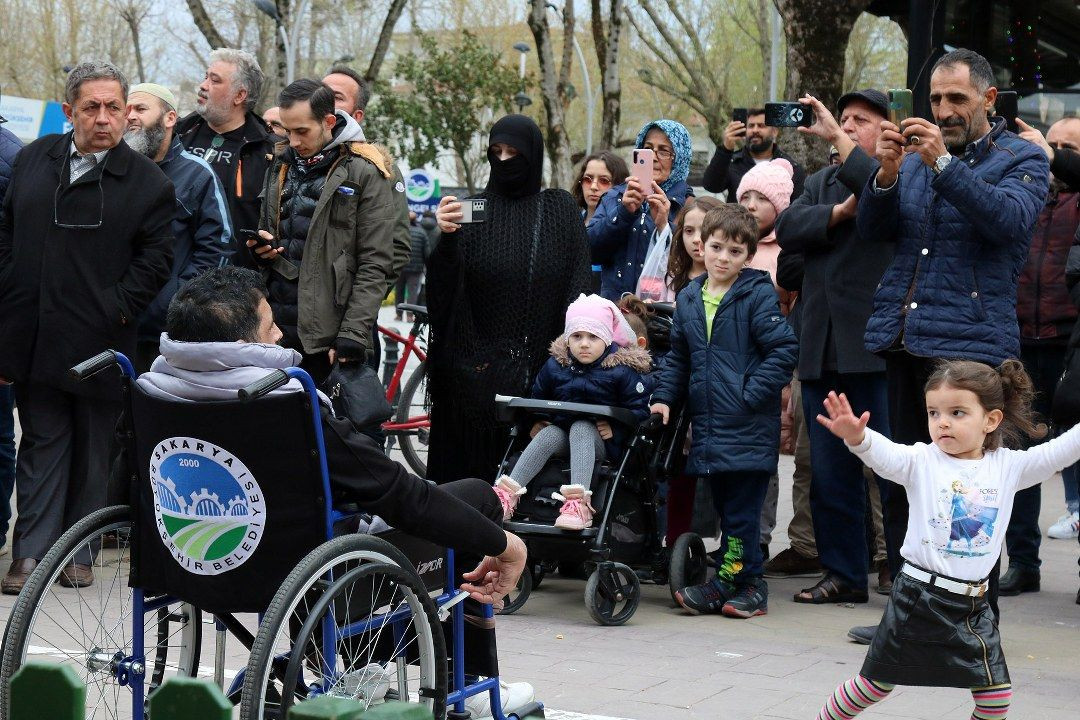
[667,196,724,295]
[924,359,1047,450]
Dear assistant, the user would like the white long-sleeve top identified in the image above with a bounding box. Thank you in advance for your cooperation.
[849,425,1080,581]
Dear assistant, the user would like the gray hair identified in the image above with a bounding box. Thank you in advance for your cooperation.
[65,60,128,106]
[209,48,264,111]
[932,48,995,93]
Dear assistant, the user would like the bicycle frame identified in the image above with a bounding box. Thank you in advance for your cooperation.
[378,319,429,434]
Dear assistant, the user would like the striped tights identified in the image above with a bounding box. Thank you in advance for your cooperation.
[817,677,1013,719]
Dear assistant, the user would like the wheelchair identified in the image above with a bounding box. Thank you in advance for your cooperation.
[0,350,543,720]
[493,393,707,626]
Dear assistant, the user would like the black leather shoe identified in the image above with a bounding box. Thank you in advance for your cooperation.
[999,565,1040,596]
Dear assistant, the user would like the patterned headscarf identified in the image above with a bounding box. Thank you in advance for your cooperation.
[635,119,692,193]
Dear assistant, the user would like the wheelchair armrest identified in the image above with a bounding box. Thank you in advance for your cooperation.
[494,395,639,432]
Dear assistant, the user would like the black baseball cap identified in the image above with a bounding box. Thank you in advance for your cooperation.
[836,89,889,119]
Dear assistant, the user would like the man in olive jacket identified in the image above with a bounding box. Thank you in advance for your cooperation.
[0,61,173,593]
[249,79,395,384]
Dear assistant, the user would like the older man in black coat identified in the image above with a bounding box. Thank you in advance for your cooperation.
[775,90,896,608]
[0,61,173,593]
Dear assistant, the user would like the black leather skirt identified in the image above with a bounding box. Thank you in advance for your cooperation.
[861,569,1009,688]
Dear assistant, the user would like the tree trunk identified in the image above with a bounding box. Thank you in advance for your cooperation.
[118,5,146,83]
[527,0,574,189]
[184,0,228,50]
[591,0,625,150]
[365,0,408,84]
[773,0,869,174]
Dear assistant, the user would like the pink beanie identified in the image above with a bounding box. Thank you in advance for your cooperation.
[736,158,795,214]
[564,294,636,347]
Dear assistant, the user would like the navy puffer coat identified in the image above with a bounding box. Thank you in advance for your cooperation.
[859,118,1050,364]
[531,339,653,458]
[0,126,22,202]
[587,180,691,301]
[653,269,797,475]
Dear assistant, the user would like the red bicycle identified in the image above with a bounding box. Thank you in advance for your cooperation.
[379,303,430,476]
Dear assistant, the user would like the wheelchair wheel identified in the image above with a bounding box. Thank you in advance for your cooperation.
[584,562,640,626]
[0,505,202,719]
[667,532,708,606]
[240,534,446,720]
[496,565,532,615]
[396,360,430,477]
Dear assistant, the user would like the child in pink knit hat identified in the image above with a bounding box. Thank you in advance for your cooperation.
[737,158,795,314]
[493,294,653,530]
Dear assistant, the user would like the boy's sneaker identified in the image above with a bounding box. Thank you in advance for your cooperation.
[1047,511,1079,539]
[493,475,525,521]
[675,577,735,615]
[553,485,594,530]
[722,578,768,619]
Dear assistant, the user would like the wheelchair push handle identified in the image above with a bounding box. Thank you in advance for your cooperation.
[239,369,291,401]
[70,350,121,381]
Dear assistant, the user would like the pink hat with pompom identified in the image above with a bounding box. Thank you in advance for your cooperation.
[736,158,795,214]
[564,294,636,347]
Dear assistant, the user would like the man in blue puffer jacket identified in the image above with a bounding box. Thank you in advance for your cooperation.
[588,119,693,301]
[854,49,1049,627]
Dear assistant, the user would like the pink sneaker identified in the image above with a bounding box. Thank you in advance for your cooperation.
[493,476,525,521]
[552,485,594,530]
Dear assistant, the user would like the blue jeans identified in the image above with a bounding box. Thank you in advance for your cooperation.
[0,385,14,548]
[802,372,892,590]
[1005,343,1079,571]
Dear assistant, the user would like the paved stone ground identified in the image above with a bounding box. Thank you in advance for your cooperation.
[2,312,1078,718]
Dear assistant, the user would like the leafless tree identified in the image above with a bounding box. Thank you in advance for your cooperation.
[527,0,575,189]
[112,1,152,83]
[590,0,626,150]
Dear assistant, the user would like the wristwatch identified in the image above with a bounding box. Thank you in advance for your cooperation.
[932,153,953,176]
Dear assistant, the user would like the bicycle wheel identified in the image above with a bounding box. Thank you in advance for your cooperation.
[240,534,446,720]
[1,506,201,720]
[395,360,430,476]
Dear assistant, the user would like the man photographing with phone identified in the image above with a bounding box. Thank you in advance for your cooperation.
[703,107,805,203]
[857,48,1049,619]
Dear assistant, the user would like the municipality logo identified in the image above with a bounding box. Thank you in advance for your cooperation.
[149,437,266,576]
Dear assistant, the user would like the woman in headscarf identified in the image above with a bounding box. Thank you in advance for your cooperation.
[427,115,592,484]
[587,119,694,302]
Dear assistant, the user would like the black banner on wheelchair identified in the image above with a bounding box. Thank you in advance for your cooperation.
[129,385,327,613]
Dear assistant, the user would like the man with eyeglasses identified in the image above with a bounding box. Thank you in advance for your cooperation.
[0,60,174,594]
[703,107,805,203]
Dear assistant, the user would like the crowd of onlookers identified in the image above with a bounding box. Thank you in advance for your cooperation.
[0,41,1077,682]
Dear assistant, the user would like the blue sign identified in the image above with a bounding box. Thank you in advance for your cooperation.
[405,169,440,214]
[39,101,71,137]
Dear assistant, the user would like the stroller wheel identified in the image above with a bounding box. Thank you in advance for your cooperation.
[585,562,640,626]
[668,532,708,606]
[530,562,546,589]
[498,563,533,615]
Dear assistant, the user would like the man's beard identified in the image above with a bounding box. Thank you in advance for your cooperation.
[195,95,232,127]
[124,120,167,158]
[748,135,774,153]
[938,117,980,154]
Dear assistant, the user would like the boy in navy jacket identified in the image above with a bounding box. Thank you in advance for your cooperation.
[651,205,797,618]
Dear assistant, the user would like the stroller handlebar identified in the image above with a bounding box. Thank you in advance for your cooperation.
[494,395,640,431]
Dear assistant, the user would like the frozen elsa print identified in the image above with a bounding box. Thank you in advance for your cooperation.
[929,479,998,557]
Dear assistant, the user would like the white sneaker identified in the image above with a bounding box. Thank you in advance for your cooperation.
[463,678,535,719]
[1047,511,1080,540]
[339,662,392,702]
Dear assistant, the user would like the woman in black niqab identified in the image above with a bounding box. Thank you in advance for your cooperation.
[426,115,592,484]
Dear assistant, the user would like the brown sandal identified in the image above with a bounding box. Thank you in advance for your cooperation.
[793,573,869,604]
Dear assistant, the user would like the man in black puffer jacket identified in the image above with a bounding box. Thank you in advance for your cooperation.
[250,79,397,386]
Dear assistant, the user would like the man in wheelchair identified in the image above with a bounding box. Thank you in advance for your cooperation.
[136,267,533,715]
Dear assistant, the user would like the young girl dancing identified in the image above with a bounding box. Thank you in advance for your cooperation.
[493,294,653,530]
[814,359,1079,720]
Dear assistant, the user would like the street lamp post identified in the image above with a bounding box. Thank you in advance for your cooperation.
[546,2,594,154]
[512,42,532,113]
[253,0,312,84]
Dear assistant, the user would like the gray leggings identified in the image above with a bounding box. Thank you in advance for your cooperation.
[511,420,605,490]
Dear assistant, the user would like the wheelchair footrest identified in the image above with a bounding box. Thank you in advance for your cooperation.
[503,522,598,538]
[508,701,546,719]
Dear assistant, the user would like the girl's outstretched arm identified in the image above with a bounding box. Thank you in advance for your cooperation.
[818,391,920,486]
[1015,422,1080,490]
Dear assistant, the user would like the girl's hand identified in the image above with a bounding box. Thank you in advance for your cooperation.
[816,391,869,445]
[596,420,613,440]
[529,421,549,438]
[436,195,462,233]
[649,403,670,425]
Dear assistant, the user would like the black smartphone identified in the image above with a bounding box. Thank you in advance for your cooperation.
[732,107,748,126]
[239,228,270,247]
[995,91,1019,133]
[764,102,812,128]
[887,89,913,127]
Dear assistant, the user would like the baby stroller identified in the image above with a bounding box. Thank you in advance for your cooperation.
[494,305,708,626]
